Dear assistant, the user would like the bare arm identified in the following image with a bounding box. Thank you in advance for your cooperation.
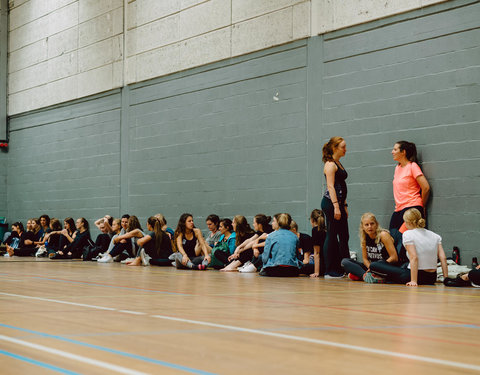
[194,228,211,261]
[137,234,152,248]
[416,175,430,209]
[310,245,321,278]
[113,229,143,243]
[324,161,341,220]
[380,231,398,264]
[361,243,370,270]
[405,244,418,286]
[437,243,448,280]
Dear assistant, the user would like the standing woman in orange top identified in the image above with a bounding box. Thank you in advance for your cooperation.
[390,141,430,233]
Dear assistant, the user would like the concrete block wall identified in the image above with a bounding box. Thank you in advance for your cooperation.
[8,0,123,115]
[7,0,453,115]
[125,0,310,83]
[7,91,122,224]
[321,0,480,261]
[127,41,309,226]
[0,153,6,215]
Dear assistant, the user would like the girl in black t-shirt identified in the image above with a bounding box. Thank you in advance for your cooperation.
[341,212,397,282]
[50,218,91,259]
[126,216,173,267]
[309,209,327,277]
[6,222,36,257]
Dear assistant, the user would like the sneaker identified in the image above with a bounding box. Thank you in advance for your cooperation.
[238,261,252,272]
[348,273,361,281]
[239,263,257,273]
[363,272,384,283]
[35,247,47,257]
[443,275,470,287]
[471,281,480,288]
[140,249,151,267]
[97,255,113,263]
[121,258,135,264]
[196,264,207,270]
[325,272,345,279]
[168,253,176,261]
[3,253,10,257]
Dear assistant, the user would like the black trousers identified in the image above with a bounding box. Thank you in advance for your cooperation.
[370,260,436,285]
[389,205,424,230]
[260,266,299,277]
[321,197,350,275]
[341,258,367,279]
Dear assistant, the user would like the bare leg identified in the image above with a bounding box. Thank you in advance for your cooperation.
[127,257,142,266]
[220,260,241,272]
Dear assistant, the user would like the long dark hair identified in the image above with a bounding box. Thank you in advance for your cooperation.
[64,217,75,234]
[233,215,254,247]
[174,213,194,249]
[78,217,89,231]
[254,214,272,233]
[127,216,142,232]
[148,216,166,257]
[40,214,50,228]
[12,222,24,234]
[396,140,418,163]
[220,218,233,233]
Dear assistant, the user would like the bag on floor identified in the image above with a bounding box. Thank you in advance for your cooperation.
[209,241,230,269]
[82,240,102,261]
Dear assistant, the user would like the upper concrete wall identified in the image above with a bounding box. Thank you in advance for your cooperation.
[8,0,449,115]
[8,0,124,115]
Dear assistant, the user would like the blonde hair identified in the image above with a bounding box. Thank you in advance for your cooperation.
[310,209,326,232]
[274,213,292,230]
[322,136,344,163]
[290,220,298,232]
[359,212,385,247]
[403,208,426,228]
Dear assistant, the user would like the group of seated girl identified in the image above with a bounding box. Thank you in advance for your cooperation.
[2,210,477,287]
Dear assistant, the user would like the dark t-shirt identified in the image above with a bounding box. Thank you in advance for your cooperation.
[19,231,36,249]
[46,233,61,251]
[144,231,173,259]
[311,227,326,248]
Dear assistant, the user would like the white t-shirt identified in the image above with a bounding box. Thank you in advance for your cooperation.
[403,228,441,270]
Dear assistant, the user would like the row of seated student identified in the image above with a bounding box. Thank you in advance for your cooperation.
[2,211,479,287]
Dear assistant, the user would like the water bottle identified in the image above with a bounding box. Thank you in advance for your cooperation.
[452,246,460,264]
[472,257,478,269]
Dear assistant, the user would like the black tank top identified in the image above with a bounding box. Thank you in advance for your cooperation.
[365,235,389,262]
[182,232,197,259]
[324,161,348,202]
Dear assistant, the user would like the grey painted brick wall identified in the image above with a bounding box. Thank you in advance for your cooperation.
[321,0,480,261]
[0,153,6,216]
[3,0,479,263]
[7,91,122,228]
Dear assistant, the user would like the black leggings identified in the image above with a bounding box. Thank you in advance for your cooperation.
[341,258,367,279]
[370,260,436,285]
[321,197,350,275]
[260,266,299,277]
[109,242,133,258]
[13,247,36,256]
[150,258,171,266]
[469,269,480,285]
[389,205,424,230]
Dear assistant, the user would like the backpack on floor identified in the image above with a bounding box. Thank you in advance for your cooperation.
[82,240,102,261]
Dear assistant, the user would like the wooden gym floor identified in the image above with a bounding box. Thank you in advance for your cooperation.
[0,258,479,375]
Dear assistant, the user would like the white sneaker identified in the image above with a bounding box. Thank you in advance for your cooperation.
[239,263,257,273]
[238,261,251,271]
[168,253,176,261]
[324,273,345,279]
[35,247,47,257]
[140,249,151,266]
[3,253,10,257]
[97,255,113,263]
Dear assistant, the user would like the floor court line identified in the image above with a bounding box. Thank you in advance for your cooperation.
[0,349,81,375]
[1,291,479,372]
[0,324,216,375]
[2,272,478,327]
[0,335,148,375]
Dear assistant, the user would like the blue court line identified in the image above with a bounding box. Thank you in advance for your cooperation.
[0,323,215,375]
[0,349,81,375]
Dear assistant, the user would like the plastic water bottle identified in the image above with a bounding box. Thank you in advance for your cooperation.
[452,246,460,264]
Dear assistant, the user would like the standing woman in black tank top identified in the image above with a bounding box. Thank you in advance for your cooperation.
[320,136,350,278]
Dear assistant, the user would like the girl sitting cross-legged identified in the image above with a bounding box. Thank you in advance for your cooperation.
[341,212,398,283]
